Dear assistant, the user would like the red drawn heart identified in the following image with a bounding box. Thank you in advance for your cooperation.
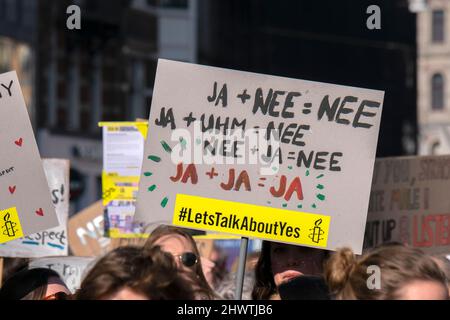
[14,138,23,147]
[8,186,16,194]
[35,208,44,216]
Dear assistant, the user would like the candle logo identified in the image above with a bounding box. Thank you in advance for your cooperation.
[2,212,17,237]
[309,218,325,244]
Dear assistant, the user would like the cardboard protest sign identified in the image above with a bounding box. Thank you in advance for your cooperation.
[365,155,450,255]
[135,59,384,253]
[29,256,95,293]
[0,159,69,257]
[0,71,58,244]
[68,200,111,257]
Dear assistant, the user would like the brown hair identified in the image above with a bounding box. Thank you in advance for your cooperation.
[144,225,218,299]
[2,258,30,285]
[252,241,328,300]
[325,245,448,300]
[73,246,195,300]
[0,268,64,300]
[252,241,277,300]
[432,255,450,284]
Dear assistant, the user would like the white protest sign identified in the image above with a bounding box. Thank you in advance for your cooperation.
[101,122,147,176]
[365,155,450,255]
[135,59,384,253]
[0,71,58,244]
[29,256,95,293]
[100,122,147,236]
[0,159,69,257]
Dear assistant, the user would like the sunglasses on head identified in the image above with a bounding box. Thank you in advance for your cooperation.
[175,252,198,267]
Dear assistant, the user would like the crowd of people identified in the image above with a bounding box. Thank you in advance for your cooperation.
[0,225,449,300]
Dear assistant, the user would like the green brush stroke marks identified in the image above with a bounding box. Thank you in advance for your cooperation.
[317,194,325,201]
[316,174,324,179]
[161,197,169,208]
[282,203,287,208]
[306,170,310,176]
[148,155,161,162]
[196,138,202,145]
[316,184,324,190]
[148,185,156,192]
[297,204,302,209]
[272,167,278,171]
[180,138,187,149]
[312,204,317,209]
[288,166,293,170]
[143,172,152,177]
[161,141,172,153]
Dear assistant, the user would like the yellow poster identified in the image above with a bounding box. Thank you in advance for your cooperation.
[99,121,149,238]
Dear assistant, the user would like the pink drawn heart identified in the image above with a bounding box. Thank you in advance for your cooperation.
[14,138,23,147]
[35,208,44,216]
[8,186,16,194]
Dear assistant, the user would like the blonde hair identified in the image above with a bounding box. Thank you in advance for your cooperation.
[325,245,447,300]
[144,225,218,299]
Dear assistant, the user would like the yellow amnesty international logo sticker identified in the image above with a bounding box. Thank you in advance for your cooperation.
[0,207,23,243]
[102,172,140,205]
[173,194,330,248]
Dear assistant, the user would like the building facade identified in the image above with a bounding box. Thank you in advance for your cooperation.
[417,0,450,155]
[0,0,38,126]
[198,0,418,157]
[0,0,422,213]
[0,0,198,213]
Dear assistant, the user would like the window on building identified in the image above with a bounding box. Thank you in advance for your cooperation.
[145,59,157,89]
[57,107,68,130]
[432,73,444,110]
[15,0,22,24]
[5,0,17,22]
[147,0,188,8]
[431,141,441,155]
[0,1,5,20]
[432,10,445,43]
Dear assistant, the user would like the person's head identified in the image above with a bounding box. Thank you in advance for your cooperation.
[204,245,228,289]
[252,241,329,300]
[0,268,70,300]
[144,225,217,299]
[432,254,450,295]
[2,258,29,285]
[325,245,449,300]
[74,245,195,300]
